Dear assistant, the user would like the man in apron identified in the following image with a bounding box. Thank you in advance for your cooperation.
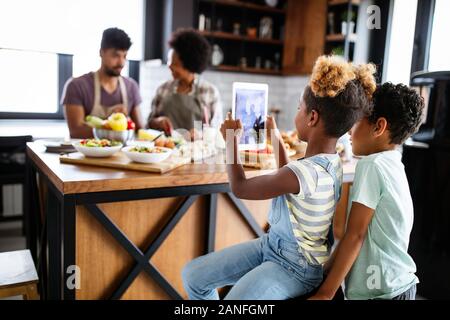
[61,27,144,138]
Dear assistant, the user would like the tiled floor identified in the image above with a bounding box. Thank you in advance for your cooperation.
[0,220,27,300]
[0,220,26,252]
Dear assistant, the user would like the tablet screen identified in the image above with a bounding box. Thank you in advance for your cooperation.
[232,83,268,150]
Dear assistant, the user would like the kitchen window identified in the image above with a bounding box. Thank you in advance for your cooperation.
[0,0,144,118]
[0,49,62,118]
[428,0,450,72]
[383,0,418,85]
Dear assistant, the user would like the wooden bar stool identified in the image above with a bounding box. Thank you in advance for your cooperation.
[0,250,39,300]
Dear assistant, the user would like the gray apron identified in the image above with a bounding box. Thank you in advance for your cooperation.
[159,81,209,130]
[90,71,128,118]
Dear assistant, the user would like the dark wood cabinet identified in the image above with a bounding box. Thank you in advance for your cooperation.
[194,0,327,75]
[145,0,327,75]
[282,0,327,75]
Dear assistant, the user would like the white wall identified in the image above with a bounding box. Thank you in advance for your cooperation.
[139,62,310,130]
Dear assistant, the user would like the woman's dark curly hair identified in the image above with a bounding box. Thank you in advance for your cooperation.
[169,28,211,74]
[370,82,424,144]
[303,56,376,138]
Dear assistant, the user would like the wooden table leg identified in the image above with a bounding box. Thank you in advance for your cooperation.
[24,283,40,300]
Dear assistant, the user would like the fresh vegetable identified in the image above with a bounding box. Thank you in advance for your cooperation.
[85,115,105,129]
[129,146,168,153]
[79,139,122,148]
[127,118,136,130]
[107,113,128,131]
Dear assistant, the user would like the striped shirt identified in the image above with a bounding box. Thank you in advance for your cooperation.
[286,154,343,265]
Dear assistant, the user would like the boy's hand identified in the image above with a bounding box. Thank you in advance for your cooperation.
[220,112,243,141]
[307,293,332,300]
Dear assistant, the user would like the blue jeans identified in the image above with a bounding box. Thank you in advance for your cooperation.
[182,232,323,300]
[392,285,417,300]
[183,195,325,300]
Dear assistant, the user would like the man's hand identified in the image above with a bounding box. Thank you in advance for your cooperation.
[110,104,128,115]
[220,112,243,141]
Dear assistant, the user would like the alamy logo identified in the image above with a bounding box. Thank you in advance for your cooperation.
[366,265,381,290]
[367,5,381,30]
[66,265,81,290]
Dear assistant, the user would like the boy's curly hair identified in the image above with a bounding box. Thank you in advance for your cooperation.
[370,82,424,144]
[304,55,377,138]
[169,28,211,74]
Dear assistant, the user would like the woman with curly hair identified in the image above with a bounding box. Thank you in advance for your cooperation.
[147,29,223,136]
[182,55,377,300]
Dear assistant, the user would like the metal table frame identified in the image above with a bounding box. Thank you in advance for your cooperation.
[24,152,265,300]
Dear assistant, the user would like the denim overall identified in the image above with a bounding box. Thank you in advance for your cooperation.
[182,155,341,300]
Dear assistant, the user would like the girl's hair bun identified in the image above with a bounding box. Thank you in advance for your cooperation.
[353,63,377,98]
[310,55,356,98]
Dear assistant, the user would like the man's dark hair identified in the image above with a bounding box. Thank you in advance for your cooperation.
[100,28,132,51]
[370,82,424,144]
[169,28,211,74]
[303,80,373,138]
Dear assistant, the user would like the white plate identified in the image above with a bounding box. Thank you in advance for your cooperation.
[122,146,172,164]
[73,142,123,158]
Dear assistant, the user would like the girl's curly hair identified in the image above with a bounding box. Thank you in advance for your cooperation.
[304,55,377,137]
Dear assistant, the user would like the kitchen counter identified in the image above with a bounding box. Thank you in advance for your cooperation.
[25,142,356,300]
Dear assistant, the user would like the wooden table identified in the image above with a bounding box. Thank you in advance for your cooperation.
[24,141,356,300]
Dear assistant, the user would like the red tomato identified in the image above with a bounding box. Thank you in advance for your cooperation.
[127,118,136,130]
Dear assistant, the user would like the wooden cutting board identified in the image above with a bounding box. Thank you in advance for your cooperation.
[59,152,191,174]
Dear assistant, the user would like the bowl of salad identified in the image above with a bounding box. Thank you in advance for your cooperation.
[73,139,123,158]
[122,146,172,164]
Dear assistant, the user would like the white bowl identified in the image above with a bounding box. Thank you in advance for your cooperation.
[73,142,123,158]
[126,140,155,148]
[122,146,172,164]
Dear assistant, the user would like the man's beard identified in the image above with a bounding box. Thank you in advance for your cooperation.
[104,66,122,77]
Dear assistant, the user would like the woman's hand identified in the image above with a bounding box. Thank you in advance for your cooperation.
[152,116,174,136]
[220,112,243,141]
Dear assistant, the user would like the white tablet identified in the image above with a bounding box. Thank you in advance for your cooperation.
[232,82,269,150]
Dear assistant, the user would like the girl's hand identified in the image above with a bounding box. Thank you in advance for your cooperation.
[220,112,243,141]
[265,115,278,132]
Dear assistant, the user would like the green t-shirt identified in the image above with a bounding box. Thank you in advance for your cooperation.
[345,150,419,300]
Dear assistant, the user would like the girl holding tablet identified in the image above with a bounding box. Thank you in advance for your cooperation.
[182,56,377,300]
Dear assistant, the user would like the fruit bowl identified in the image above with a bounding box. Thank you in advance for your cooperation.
[93,128,134,144]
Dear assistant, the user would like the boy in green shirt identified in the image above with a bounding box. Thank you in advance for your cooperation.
[310,82,424,300]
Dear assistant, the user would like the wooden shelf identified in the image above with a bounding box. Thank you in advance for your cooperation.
[200,31,284,45]
[328,0,360,6]
[200,0,286,14]
[326,33,357,42]
[211,64,282,75]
